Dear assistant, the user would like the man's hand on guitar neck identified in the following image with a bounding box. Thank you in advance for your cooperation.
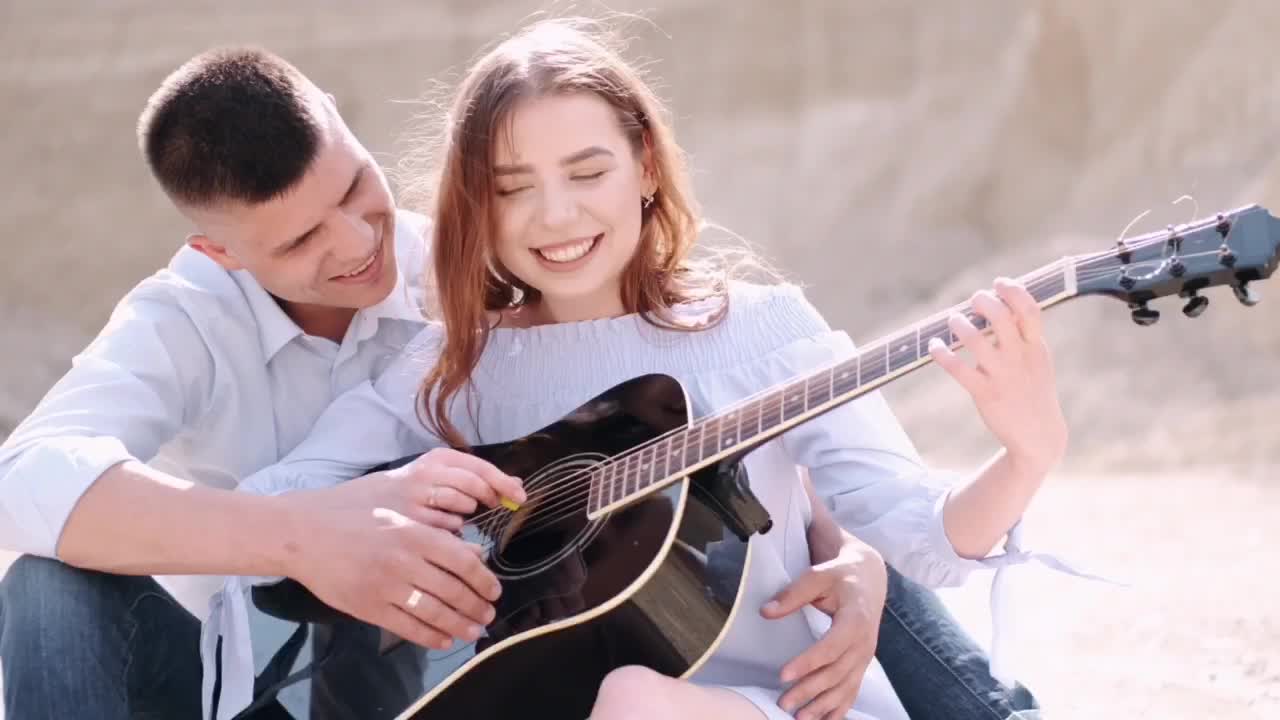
[279,448,525,652]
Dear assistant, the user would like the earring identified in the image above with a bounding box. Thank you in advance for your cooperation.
[642,194,655,209]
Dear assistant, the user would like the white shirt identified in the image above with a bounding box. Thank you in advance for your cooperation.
[0,209,433,620]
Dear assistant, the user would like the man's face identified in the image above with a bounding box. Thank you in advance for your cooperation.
[186,99,399,318]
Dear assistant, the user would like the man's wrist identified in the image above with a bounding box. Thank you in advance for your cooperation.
[231,490,308,579]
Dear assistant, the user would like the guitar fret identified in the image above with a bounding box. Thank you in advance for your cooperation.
[833,360,857,396]
[689,419,705,466]
[888,331,917,373]
[603,458,616,508]
[645,443,657,488]
[719,410,737,453]
[805,371,825,409]
[860,344,888,386]
[785,385,799,422]
[659,436,671,484]
[588,464,600,512]
[623,447,637,499]
[917,319,952,357]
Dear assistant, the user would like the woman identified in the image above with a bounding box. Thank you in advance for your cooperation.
[209,16,1071,720]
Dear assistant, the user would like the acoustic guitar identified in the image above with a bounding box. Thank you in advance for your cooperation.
[251,204,1279,720]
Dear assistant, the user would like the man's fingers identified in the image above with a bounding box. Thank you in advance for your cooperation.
[414,525,502,602]
[761,569,827,619]
[388,583,485,645]
[397,553,496,627]
[377,604,452,652]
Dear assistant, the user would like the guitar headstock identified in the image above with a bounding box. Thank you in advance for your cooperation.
[1071,204,1280,324]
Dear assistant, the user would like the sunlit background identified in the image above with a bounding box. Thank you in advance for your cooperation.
[2,1,1278,717]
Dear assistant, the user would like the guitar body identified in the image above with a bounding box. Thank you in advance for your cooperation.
[254,373,774,720]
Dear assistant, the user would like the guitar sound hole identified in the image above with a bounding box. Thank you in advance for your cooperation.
[485,455,607,580]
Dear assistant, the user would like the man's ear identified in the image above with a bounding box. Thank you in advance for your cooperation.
[186,233,245,271]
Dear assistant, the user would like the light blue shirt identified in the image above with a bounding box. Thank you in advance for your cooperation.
[0,209,433,620]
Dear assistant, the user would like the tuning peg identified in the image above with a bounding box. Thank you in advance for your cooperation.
[1233,282,1261,306]
[1129,301,1160,326]
[1181,292,1209,318]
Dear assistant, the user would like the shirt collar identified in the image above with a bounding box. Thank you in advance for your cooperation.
[230,270,306,362]
[233,209,431,363]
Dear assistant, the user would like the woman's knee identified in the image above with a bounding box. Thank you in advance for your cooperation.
[591,666,765,720]
[591,665,671,720]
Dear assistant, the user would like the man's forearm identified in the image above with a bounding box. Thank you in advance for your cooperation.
[942,447,1046,560]
[56,460,298,578]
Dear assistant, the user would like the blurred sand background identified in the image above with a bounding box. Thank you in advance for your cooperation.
[1,1,1278,717]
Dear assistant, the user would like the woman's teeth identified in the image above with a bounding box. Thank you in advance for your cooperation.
[341,251,377,278]
[537,237,596,263]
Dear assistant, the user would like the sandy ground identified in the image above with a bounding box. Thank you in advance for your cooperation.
[1,469,1276,719]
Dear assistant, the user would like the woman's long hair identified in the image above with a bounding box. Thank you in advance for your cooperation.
[399,16,766,447]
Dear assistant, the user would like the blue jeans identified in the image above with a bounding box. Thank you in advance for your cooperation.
[0,556,1036,719]
[878,565,1038,719]
[0,555,416,720]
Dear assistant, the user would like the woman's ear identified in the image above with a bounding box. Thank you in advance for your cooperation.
[640,130,659,197]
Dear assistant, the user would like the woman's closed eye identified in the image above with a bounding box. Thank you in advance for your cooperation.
[496,184,532,197]
[570,170,607,182]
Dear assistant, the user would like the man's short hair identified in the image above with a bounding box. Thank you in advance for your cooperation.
[137,47,323,208]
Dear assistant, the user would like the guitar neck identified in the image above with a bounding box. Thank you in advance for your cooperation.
[587,258,1079,518]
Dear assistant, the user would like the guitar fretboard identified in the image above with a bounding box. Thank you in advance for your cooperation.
[587,261,1073,516]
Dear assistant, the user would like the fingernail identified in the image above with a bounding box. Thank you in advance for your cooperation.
[781,668,795,683]
[435,638,452,650]
[761,600,780,615]
[484,606,496,624]
[466,625,483,641]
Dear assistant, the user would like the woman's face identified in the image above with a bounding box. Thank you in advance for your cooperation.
[490,92,654,322]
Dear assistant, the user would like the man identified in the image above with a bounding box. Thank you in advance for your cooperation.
[0,47,1036,719]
